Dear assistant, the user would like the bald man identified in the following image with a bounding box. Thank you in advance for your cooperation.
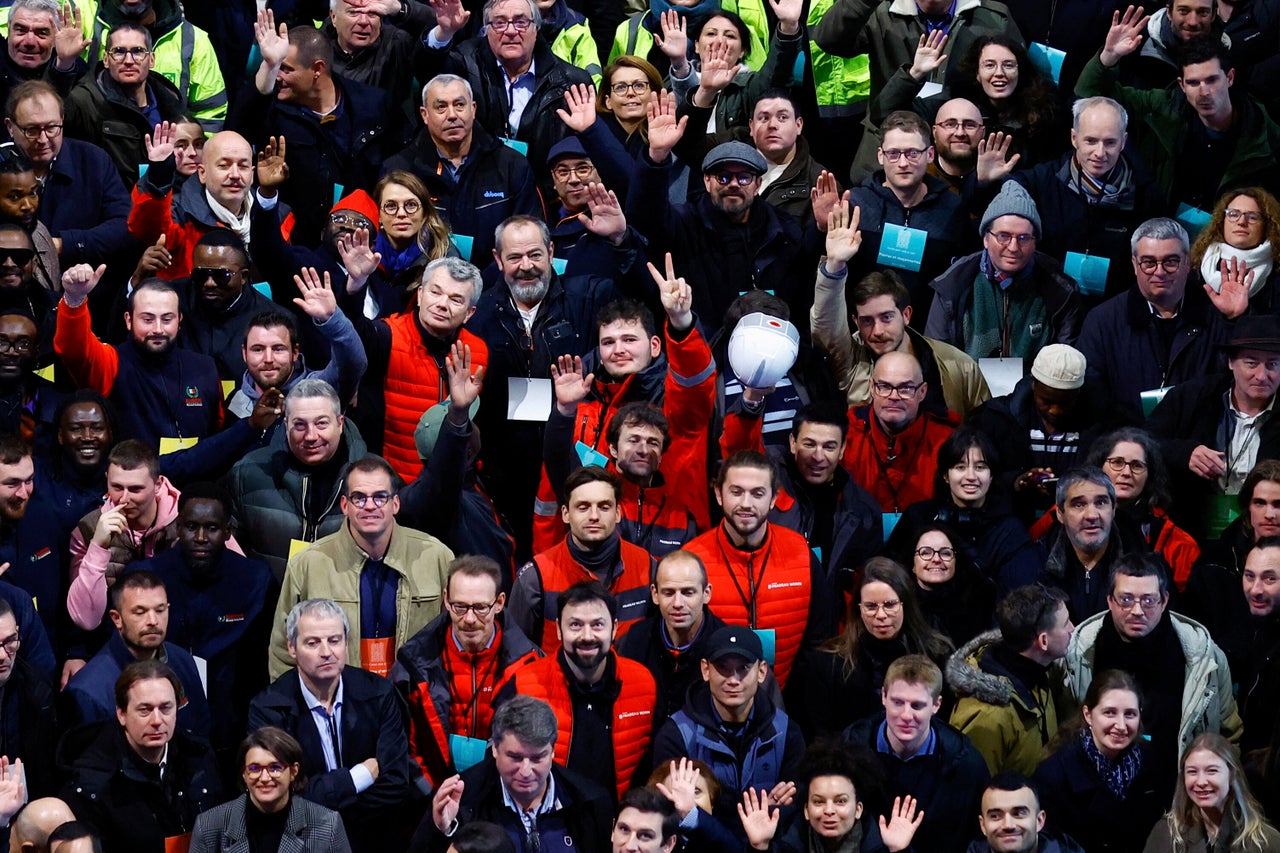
[842,351,957,512]
[11,798,76,853]
[930,99,985,190]
[126,126,266,280]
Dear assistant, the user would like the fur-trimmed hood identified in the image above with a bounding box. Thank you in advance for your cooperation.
[946,629,1016,706]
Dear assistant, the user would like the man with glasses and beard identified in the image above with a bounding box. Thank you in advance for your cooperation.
[930,99,985,193]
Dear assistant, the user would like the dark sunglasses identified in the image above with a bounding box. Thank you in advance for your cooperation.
[0,248,34,267]
[191,267,240,287]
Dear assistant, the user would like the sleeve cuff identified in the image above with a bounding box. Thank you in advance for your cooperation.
[350,764,375,792]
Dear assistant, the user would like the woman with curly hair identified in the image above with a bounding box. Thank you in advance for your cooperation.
[1191,187,1280,308]
[799,558,953,738]
[1144,732,1280,852]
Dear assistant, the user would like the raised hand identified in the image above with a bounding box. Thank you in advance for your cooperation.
[810,169,850,233]
[54,2,90,67]
[655,758,702,818]
[737,788,780,852]
[248,388,285,431]
[879,796,924,853]
[697,39,738,97]
[657,10,689,66]
[556,83,599,133]
[550,354,593,414]
[255,8,290,66]
[62,262,107,308]
[646,89,688,162]
[1101,5,1150,66]
[257,136,290,191]
[975,131,1020,185]
[446,340,486,414]
[336,228,383,292]
[429,0,472,41]
[768,0,803,34]
[909,30,948,80]
[824,200,863,270]
[578,182,627,244]
[648,252,693,331]
[0,757,25,827]
[1208,256,1252,319]
[133,234,171,282]
[144,121,177,163]
[432,775,465,832]
[292,267,338,322]
[364,0,407,15]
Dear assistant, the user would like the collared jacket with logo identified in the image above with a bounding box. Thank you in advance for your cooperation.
[842,405,957,514]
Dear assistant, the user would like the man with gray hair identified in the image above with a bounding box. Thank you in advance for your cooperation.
[973,96,1165,300]
[340,256,488,481]
[227,378,368,579]
[383,73,542,266]
[412,693,612,853]
[1077,216,1249,424]
[250,598,416,853]
[3,0,89,95]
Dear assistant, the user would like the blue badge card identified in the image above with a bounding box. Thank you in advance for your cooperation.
[251,282,272,299]
[1028,42,1066,85]
[500,137,529,156]
[752,629,776,666]
[1176,203,1212,239]
[332,184,344,207]
[450,234,473,261]
[575,441,610,468]
[882,512,903,539]
[1064,252,1110,296]
[449,735,489,773]
[877,223,928,272]
[552,257,567,275]
[1140,386,1173,418]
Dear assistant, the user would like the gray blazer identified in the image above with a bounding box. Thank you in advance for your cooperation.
[190,794,352,853]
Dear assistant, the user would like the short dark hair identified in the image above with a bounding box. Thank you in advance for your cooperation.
[107,438,159,480]
[194,229,249,267]
[110,569,166,614]
[716,449,777,492]
[794,738,886,810]
[0,433,30,466]
[449,822,516,853]
[246,309,299,350]
[0,143,34,178]
[596,298,657,339]
[850,270,911,313]
[238,727,308,793]
[996,584,1068,651]
[985,772,1041,810]
[1109,551,1171,599]
[879,110,932,147]
[605,402,670,452]
[54,390,116,445]
[341,455,400,496]
[558,579,617,625]
[446,554,506,598]
[791,400,849,441]
[692,9,752,59]
[935,428,1002,497]
[288,25,333,71]
[617,787,680,845]
[1177,35,1232,73]
[751,88,800,118]
[114,659,183,712]
[46,822,102,853]
[107,22,153,51]
[562,465,621,505]
[176,481,233,517]
[127,278,180,313]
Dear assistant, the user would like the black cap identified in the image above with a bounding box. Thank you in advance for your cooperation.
[704,626,763,663]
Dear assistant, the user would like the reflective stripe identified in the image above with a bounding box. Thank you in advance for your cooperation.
[179,21,194,109]
[532,498,559,518]
[671,361,714,388]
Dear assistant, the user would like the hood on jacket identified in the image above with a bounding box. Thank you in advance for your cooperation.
[946,629,1016,706]
[96,0,183,35]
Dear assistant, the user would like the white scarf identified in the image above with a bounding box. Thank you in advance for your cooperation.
[1201,240,1273,297]
[204,188,254,246]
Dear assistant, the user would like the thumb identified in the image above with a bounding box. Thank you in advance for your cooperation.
[93,263,107,280]
[155,233,166,248]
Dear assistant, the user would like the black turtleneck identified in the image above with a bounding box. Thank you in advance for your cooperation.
[560,650,617,795]
[1094,614,1186,764]
[567,530,622,581]
[245,797,291,853]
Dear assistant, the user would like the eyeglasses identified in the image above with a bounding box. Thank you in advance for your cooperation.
[880,147,927,163]
[245,762,289,778]
[1136,255,1183,274]
[871,380,920,398]
[710,659,756,680]
[860,600,902,615]
[1226,208,1262,224]
[1104,456,1148,474]
[330,213,372,230]
[346,491,393,508]
[190,267,240,287]
[0,248,34,267]
[1111,593,1163,611]
[13,123,61,141]
[0,632,19,656]
[989,231,1035,247]
[711,172,755,186]
[980,60,1019,73]
[107,46,151,61]
[551,163,596,180]
[610,81,652,95]
[916,546,955,561]
[381,199,422,216]
[934,119,983,132]
[0,338,33,355]
[447,600,497,617]
[486,16,533,31]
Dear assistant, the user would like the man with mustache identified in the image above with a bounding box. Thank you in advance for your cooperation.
[176,230,275,381]
[1063,553,1242,769]
[497,581,657,801]
[63,570,211,738]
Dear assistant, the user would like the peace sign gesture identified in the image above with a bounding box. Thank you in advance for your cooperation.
[648,252,693,332]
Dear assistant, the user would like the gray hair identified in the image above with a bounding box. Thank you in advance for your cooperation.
[482,0,541,29]
[285,598,350,645]
[490,694,558,749]
[1071,96,1128,135]
[1130,217,1190,255]
[421,73,474,107]
[423,257,483,309]
[8,0,59,24]
[494,215,551,256]
[285,378,341,420]
[1055,466,1117,509]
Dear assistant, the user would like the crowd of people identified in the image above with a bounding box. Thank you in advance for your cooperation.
[0,0,1278,851]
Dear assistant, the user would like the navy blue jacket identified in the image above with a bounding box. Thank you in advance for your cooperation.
[0,579,53,681]
[0,657,57,797]
[39,138,136,266]
[0,508,67,651]
[106,340,222,447]
[63,632,211,737]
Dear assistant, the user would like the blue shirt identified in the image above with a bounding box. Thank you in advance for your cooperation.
[875,720,938,760]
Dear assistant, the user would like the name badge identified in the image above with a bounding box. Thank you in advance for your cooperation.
[450,234,474,261]
[552,257,567,275]
[1140,386,1173,418]
[288,538,310,561]
[499,137,529,156]
[575,440,610,468]
[507,377,552,421]
[1064,252,1109,297]
[877,223,929,272]
[978,357,1024,398]
[752,628,776,666]
[449,734,490,772]
[1028,42,1066,84]
[1176,203,1212,239]
[158,436,198,455]
[361,637,393,678]
[882,512,903,539]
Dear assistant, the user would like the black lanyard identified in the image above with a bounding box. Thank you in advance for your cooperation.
[715,527,770,627]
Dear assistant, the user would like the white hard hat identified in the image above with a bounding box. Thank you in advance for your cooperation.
[727,312,799,389]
